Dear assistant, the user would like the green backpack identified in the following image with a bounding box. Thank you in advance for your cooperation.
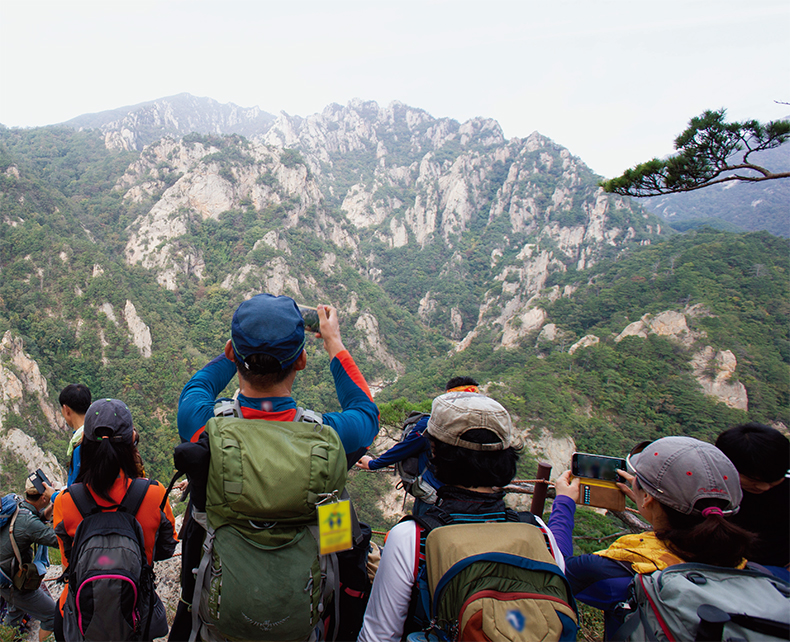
[189,407,347,642]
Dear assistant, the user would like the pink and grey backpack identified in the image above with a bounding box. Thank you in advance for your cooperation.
[63,479,156,641]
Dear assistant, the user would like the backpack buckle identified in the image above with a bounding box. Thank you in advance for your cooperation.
[315,490,340,506]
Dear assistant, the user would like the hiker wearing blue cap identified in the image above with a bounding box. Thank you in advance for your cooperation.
[168,293,379,641]
[175,294,378,448]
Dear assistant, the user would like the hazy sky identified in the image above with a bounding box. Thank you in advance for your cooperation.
[1,0,788,177]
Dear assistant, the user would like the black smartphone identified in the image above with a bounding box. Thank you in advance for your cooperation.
[27,468,51,494]
[298,306,320,334]
[571,452,627,484]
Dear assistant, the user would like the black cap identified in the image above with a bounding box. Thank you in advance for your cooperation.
[83,398,134,445]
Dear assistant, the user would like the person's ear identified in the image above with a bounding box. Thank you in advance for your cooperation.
[293,350,307,372]
[224,340,236,361]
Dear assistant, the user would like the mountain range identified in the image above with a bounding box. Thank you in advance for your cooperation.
[0,93,786,495]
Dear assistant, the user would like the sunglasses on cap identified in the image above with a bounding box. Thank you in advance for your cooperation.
[625,440,665,497]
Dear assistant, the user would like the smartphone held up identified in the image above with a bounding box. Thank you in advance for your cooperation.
[570,452,627,512]
[298,305,321,334]
[27,468,51,494]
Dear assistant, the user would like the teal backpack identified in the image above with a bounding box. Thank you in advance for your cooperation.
[189,402,348,642]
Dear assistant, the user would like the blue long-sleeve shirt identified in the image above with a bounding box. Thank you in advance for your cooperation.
[177,350,379,457]
[367,415,441,491]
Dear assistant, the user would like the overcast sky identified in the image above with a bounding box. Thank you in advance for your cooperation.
[1,0,788,177]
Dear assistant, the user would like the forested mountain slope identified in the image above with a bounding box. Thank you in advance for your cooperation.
[0,98,786,496]
[379,230,788,457]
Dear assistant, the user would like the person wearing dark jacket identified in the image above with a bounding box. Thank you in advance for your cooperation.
[716,422,790,580]
[355,377,479,515]
[0,478,59,641]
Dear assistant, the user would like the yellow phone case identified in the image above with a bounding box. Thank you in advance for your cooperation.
[574,477,626,511]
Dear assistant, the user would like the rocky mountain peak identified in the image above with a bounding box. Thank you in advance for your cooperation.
[65,93,276,151]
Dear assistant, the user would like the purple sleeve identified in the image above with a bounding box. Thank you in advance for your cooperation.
[547,495,576,559]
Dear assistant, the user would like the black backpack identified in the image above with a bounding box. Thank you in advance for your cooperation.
[63,479,157,642]
[395,411,429,497]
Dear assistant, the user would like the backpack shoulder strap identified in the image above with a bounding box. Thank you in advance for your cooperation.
[404,506,453,534]
[119,478,155,516]
[213,396,241,418]
[7,504,23,567]
[160,470,187,511]
[510,509,540,526]
[68,482,100,518]
[214,398,324,425]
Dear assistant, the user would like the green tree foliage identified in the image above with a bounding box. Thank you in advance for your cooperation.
[602,110,790,196]
[380,230,788,458]
[0,122,787,511]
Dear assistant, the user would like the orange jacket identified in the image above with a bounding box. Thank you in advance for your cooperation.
[53,473,178,611]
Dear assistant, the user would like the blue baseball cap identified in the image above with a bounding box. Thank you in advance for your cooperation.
[230,294,306,370]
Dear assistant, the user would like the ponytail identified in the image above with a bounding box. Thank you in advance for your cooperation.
[77,437,140,502]
[655,499,755,568]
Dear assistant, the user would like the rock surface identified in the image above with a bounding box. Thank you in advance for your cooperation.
[114,98,662,356]
[0,332,66,486]
[690,347,749,410]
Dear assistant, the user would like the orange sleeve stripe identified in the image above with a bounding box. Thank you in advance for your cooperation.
[190,425,206,442]
[335,349,374,401]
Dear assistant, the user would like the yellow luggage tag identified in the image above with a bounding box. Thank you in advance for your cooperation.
[317,498,353,555]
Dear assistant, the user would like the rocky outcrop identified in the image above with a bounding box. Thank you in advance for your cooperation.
[0,331,66,487]
[354,313,405,375]
[611,311,747,410]
[526,430,577,482]
[97,302,153,358]
[0,331,62,431]
[501,306,547,348]
[112,97,663,357]
[67,93,276,152]
[569,334,600,355]
[220,256,307,300]
[3,429,65,487]
[691,347,749,410]
[615,310,696,346]
[122,138,323,290]
[125,300,153,358]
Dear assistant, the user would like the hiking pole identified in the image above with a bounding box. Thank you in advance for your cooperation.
[530,462,552,516]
